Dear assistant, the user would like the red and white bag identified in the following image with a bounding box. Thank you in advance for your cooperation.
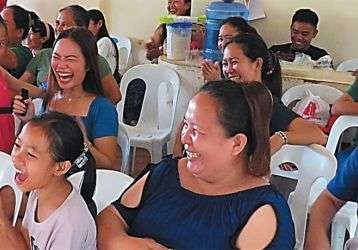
[292,89,330,127]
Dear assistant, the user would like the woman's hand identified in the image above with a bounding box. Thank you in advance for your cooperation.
[12,95,35,123]
[201,60,221,82]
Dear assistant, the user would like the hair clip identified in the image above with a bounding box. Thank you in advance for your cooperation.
[73,146,89,169]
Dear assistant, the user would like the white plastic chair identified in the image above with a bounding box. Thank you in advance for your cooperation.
[0,151,23,226]
[337,58,358,72]
[282,83,343,107]
[117,124,132,175]
[68,169,134,213]
[325,115,358,250]
[118,64,180,164]
[112,35,131,75]
[271,144,337,250]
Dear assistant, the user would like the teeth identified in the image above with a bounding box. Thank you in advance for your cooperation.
[186,151,200,159]
[14,169,22,174]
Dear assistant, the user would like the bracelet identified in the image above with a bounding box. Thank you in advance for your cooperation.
[275,131,288,145]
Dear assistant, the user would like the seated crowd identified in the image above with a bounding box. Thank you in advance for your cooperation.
[0,1,357,249]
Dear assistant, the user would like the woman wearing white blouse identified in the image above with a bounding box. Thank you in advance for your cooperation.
[88,9,121,82]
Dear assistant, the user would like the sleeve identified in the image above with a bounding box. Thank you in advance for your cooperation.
[112,164,155,226]
[270,97,299,134]
[97,54,112,79]
[25,52,41,75]
[91,97,118,139]
[327,146,358,201]
[347,79,358,101]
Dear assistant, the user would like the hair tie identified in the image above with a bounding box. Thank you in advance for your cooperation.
[72,145,89,169]
[28,13,33,30]
[44,22,50,42]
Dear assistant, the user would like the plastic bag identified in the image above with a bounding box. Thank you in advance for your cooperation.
[292,89,330,127]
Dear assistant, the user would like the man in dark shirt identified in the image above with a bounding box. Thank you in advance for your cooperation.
[270,9,329,62]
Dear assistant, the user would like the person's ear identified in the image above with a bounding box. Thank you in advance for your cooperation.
[255,57,263,72]
[312,29,318,39]
[97,20,103,29]
[231,133,247,156]
[54,161,71,176]
[16,28,24,41]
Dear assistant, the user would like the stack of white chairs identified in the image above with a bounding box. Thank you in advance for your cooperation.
[117,64,180,165]
[68,169,133,214]
[0,151,23,226]
[271,144,337,249]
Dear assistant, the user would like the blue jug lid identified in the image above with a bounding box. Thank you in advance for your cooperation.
[206,1,249,20]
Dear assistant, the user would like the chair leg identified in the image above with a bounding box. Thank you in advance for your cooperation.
[150,142,163,164]
[129,146,136,176]
[331,220,347,250]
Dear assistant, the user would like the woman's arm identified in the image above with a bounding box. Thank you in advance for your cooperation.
[270,117,327,155]
[87,136,120,170]
[0,67,44,98]
[331,93,358,115]
[101,73,121,104]
[97,173,166,250]
[305,190,345,250]
[235,204,277,249]
[0,199,28,250]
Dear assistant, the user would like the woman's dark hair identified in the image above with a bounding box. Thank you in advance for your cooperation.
[5,5,39,40]
[49,27,104,97]
[88,9,121,83]
[184,0,191,16]
[225,33,282,98]
[199,80,272,177]
[30,20,55,49]
[59,5,89,28]
[221,16,257,35]
[28,112,97,216]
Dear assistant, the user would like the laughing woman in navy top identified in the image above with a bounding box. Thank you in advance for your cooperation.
[97,80,295,249]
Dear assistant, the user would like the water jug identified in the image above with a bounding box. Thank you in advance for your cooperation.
[166,22,192,61]
[203,0,249,62]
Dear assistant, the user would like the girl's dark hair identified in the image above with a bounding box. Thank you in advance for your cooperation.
[221,16,257,35]
[48,27,104,97]
[225,33,282,98]
[30,20,55,49]
[88,9,120,83]
[199,80,272,177]
[28,112,97,216]
[59,5,89,28]
[5,5,39,40]
[184,0,191,16]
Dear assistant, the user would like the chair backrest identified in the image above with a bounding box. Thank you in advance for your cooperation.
[0,151,23,226]
[119,64,181,135]
[271,144,337,250]
[326,115,358,154]
[117,125,131,174]
[67,169,134,213]
[281,83,343,107]
[112,35,131,75]
[336,58,358,72]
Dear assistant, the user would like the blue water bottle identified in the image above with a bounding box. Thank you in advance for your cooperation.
[203,0,249,62]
